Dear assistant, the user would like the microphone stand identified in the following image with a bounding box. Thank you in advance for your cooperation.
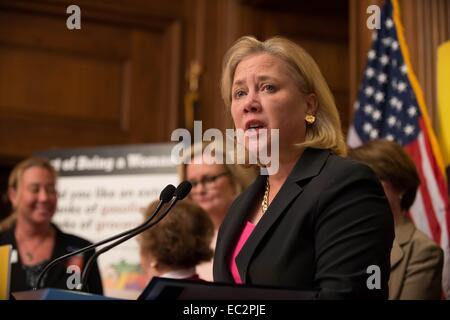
[79,181,192,292]
[78,196,179,291]
[34,184,175,290]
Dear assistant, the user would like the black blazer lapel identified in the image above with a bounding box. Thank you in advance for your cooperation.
[214,175,266,282]
[235,178,302,282]
[235,148,331,283]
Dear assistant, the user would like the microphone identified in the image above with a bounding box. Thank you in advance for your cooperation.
[34,184,176,290]
[79,181,192,291]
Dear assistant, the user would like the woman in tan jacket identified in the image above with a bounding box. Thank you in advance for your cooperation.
[349,139,443,299]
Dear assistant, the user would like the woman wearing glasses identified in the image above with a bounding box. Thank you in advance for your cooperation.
[182,142,257,281]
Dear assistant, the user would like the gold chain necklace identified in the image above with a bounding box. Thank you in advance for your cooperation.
[261,178,270,214]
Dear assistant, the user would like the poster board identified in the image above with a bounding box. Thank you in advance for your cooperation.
[0,244,12,300]
[38,143,179,299]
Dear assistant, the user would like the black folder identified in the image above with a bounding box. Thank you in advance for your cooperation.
[138,277,318,300]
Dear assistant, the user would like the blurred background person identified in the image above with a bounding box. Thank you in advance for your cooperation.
[138,199,213,284]
[348,139,443,300]
[181,142,257,281]
[0,157,103,294]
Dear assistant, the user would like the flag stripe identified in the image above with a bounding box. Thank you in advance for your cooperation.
[419,124,450,295]
[405,137,442,243]
[409,191,432,238]
[419,123,450,243]
[447,167,450,193]
[418,130,445,240]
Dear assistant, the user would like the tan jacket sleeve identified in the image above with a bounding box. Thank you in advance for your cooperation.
[398,235,443,300]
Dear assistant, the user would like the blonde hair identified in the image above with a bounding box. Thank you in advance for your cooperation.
[8,157,57,190]
[221,36,347,156]
[0,157,57,231]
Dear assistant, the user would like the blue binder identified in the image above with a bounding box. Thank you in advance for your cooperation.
[12,288,117,300]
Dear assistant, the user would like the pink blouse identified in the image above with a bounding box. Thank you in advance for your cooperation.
[229,221,256,284]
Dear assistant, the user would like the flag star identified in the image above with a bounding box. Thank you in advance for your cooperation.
[390,97,398,107]
[354,101,360,110]
[372,110,382,121]
[375,91,385,102]
[397,82,407,92]
[364,104,374,114]
[366,68,375,78]
[404,125,415,135]
[385,134,395,141]
[401,64,408,74]
[408,106,417,117]
[395,100,403,111]
[391,80,398,90]
[363,123,373,133]
[377,73,387,84]
[385,18,394,29]
[388,116,397,127]
[365,86,375,97]
[368,50,377,60]
[380,55,389,65]
[391,41,399,50]
[382,37,392,46]
[370,129,379,139]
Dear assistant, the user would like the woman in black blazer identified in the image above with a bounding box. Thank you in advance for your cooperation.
[213,36,394,299]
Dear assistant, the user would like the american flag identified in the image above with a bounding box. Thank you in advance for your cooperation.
[347,0,450,297]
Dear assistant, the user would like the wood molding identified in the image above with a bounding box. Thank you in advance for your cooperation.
[0,0,184,157]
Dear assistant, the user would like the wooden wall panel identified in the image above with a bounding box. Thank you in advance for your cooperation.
[401,0,450,128]
[0,46,123,122]
[0,0,183,158]
[0,0,352,160]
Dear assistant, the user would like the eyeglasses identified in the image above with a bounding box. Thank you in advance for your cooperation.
[189,172,229,188]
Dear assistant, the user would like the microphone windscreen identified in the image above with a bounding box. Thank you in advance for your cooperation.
[174,181,192,200]
[160,184,176,202]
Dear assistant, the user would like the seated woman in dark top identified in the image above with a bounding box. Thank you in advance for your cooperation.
[0,157,103,294]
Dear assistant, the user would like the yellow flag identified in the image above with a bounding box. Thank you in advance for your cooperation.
[0,245,12,300]
[438,41,450,189]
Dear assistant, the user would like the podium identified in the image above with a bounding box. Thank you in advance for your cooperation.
[11,279,318,300]
[138,277,318,300]
[12,288,116,300]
